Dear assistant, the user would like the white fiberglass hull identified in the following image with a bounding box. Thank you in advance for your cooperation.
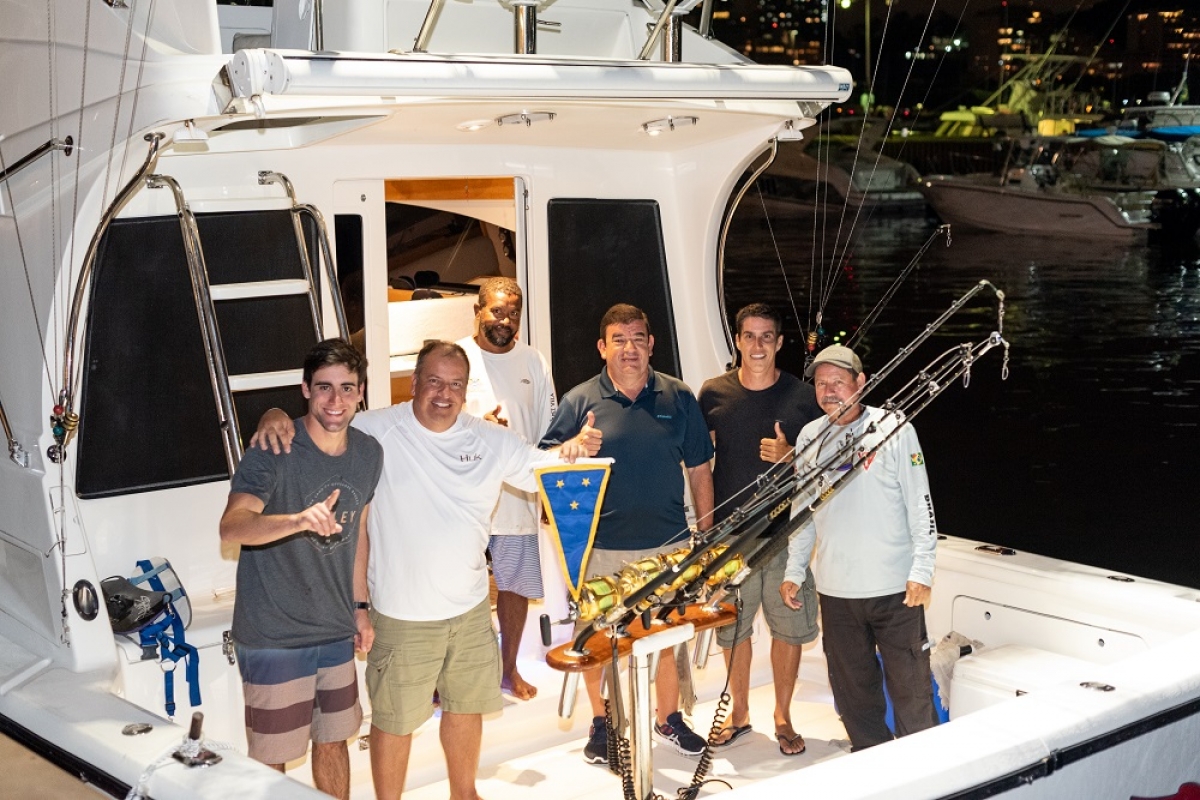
[919,175,1154,241]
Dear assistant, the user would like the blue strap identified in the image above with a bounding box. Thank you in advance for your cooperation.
[134,560,201,717]
[134,558,186,605]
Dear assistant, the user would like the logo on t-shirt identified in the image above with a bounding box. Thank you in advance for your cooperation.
[460,452,483,462]
[910,452,924,466]
[303,478,363,554]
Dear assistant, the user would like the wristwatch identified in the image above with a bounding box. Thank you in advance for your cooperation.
[354,601,371,611]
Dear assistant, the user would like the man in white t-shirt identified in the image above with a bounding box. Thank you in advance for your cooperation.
[252,341,600,800]
[456,277,557,701]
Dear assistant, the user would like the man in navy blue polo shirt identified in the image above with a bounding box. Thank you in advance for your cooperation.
[542,303,715,764]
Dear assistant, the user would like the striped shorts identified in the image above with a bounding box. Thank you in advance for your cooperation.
[488,533,543,599]
[236,638,362,765]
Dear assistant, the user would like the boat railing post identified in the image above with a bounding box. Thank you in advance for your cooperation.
[0,137,73,186]
[557,672,581,718]
[413,0,448,53]
[698,0,714,38]
[258,172,324,339]
[513,0,538,54]
[638,0,682,61]
[1,396,28,468]
[297,204,350,341]
[313,0,324,51]
[661,10,685,62]
[630,623,694,799]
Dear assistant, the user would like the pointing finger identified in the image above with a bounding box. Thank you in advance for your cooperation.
[324,488,341,509]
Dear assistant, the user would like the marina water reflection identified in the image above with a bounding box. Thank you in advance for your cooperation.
[723,205,1200,588]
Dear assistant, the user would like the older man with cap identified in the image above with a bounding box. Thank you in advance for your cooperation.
[779,344,940,752]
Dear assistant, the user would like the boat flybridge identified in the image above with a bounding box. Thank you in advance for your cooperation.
[2,1,1200,799]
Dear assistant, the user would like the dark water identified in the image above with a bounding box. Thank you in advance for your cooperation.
[722,201,1200,589]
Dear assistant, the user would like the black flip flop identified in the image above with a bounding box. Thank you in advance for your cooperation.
[777,732,806,756]
[713,724,753,748]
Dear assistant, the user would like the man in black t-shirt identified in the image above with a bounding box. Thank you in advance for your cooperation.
[698,304,822,756]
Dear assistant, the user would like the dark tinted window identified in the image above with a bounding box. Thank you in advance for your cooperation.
[546,199,679,397]
[76,211,317,498]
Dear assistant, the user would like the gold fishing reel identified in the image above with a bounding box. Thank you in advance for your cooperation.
[574,543,745,622]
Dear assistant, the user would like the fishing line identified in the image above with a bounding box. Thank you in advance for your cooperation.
[847,224,950,350]
[823,0,942,316]
[63,0,95,368]
[752,182,804,348]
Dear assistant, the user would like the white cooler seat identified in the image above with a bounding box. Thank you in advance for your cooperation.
[950,644,1094,718]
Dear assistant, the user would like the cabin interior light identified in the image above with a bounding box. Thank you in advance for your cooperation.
[457,119,494,132]
[495,111,557,127]
[641,116,698,136]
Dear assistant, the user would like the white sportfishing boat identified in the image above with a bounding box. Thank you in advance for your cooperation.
[2,2,1200,799]
[919,136,1200,241]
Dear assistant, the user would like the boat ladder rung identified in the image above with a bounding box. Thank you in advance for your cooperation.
[228,369,304,393]
[209,279,313,302]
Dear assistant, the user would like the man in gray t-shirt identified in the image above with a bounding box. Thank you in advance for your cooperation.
[220,339,383,797]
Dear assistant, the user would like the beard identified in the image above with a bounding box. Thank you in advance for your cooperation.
[483,323,516,348]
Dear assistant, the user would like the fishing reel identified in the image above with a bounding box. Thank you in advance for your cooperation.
[539,543,746,647]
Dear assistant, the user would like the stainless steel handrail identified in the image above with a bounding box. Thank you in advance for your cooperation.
[413,0,448,53]
[62,134,164,415]
[0,137,73,186]
[259,172,324,337]
[258,171,350,341]
[147,174,243,473]
[698,0,714,38]
[715,140,779,358]
[296,204,350,340]
[638,0,683,60]
[1,396,28,468]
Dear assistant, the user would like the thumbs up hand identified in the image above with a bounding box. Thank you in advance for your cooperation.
[483,404,509,427]
[760,421,792,464]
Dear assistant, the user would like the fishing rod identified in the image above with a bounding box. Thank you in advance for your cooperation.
[558,280,1007,654]
[678,329,1008,614]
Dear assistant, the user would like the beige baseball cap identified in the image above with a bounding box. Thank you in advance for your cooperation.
[805,344,863,378]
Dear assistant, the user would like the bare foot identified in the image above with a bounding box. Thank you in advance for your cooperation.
[501,671,537,701]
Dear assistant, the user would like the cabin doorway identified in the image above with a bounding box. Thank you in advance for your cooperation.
[333,177,527,410]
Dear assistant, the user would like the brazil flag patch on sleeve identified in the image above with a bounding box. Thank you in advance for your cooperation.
[910,452,924,466]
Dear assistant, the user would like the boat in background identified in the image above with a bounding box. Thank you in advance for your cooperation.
[920,135,1200,240]
[2,2,1200,799]
[758,119,925,213]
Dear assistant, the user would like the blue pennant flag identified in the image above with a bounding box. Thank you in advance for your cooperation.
[535,459,612,601]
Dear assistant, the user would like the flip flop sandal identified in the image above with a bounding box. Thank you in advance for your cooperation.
[713,724,753,748]
[777,732,807,756]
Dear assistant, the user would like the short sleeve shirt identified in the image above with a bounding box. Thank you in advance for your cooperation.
[229,422,383,648]
[542,367,714,551]
[699,369,820,534]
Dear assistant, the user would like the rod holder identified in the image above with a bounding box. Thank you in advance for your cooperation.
[557,672,580,719]
[693,627,714,669]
